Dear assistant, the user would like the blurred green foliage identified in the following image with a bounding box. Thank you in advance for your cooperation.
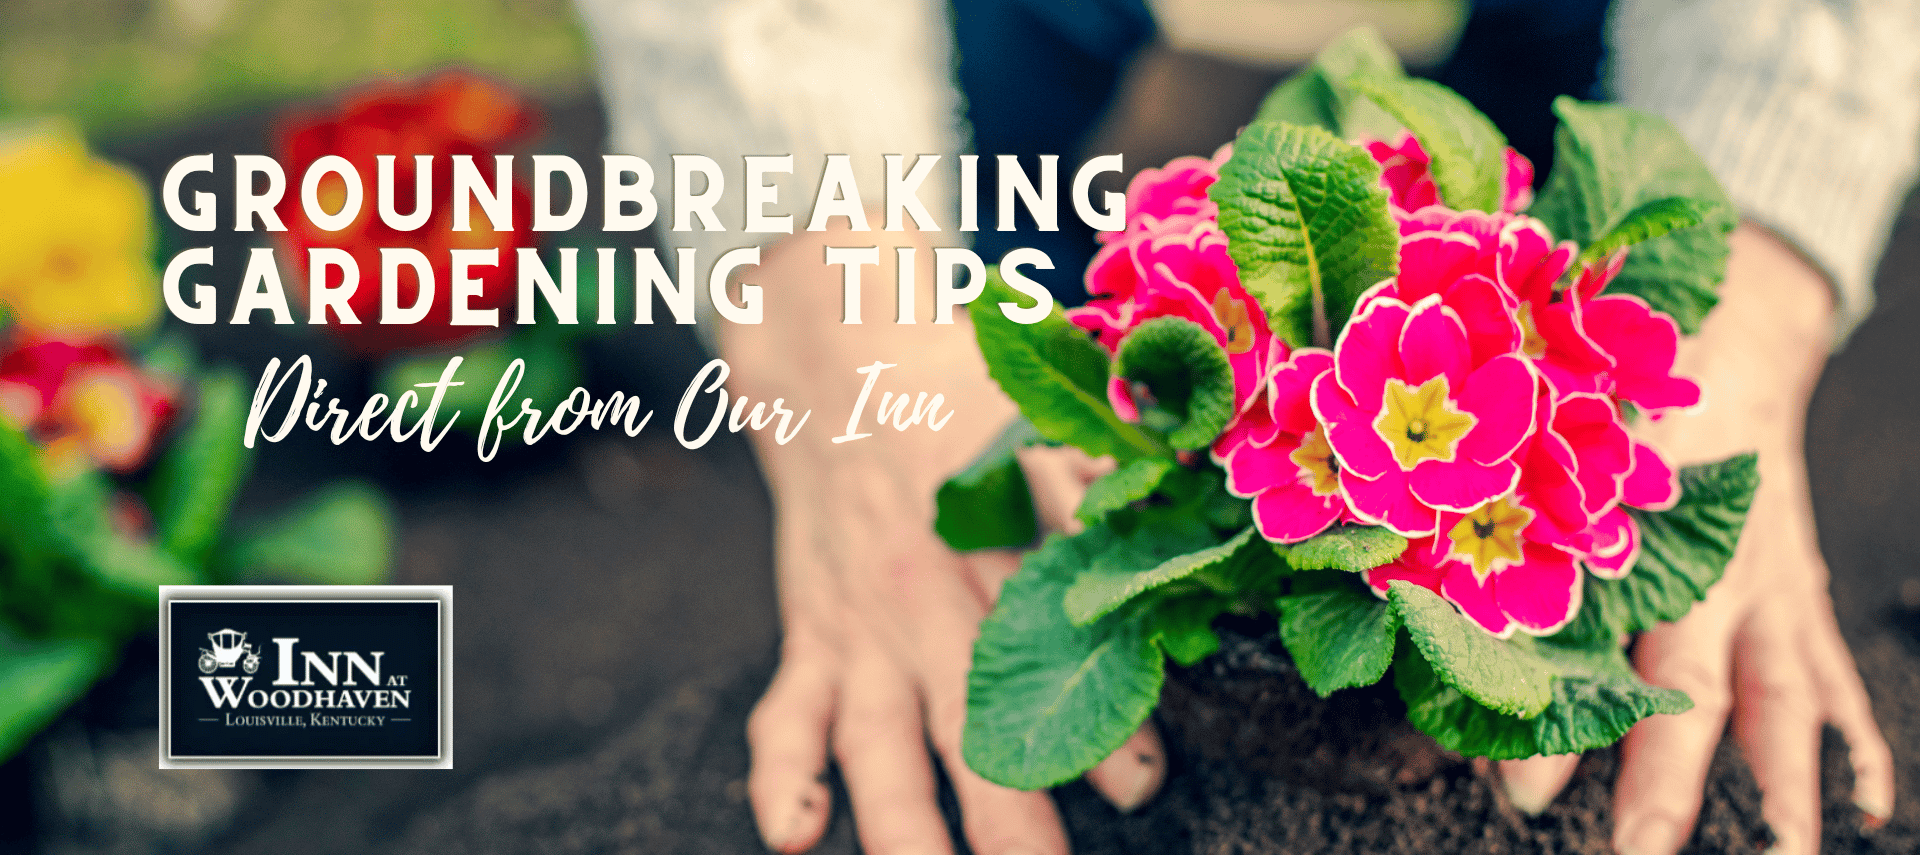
[0,0,593,139]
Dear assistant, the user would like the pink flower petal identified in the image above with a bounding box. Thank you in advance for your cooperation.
[1108,374,1141,422]
[1397,298,1471,390]
[1491,543,1583,635]
[1340,466,1439,536]
[1582,508,1639,580]
[1456,354,1538,464]
[1312,371,1398,481]
[1251,482,1343,543]
[1552,393,1634,519]
[1501,148,1535,213]
[1622,439,1680,510]
[1443,274,1523,366]
[1408,456,1521,512]
[1437,557,1519,637]
[1270,349,1333,436]
[1334,297,1411,412]
[1224,437,1300,497]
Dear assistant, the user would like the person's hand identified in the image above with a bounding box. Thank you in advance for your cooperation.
[723,225,1164,855]
[1499,225,1896,854]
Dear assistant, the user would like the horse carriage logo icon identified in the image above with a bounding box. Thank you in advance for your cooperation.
[197,628,262,675]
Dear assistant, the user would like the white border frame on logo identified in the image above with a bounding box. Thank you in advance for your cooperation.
[158,585,454,769]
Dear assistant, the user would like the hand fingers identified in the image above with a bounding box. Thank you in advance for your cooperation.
[1728,600,1825,855]
[1801,599,1895,826]
[747,632,839,853]
[1614,596,1740,855]
[919,553,1071,855]
[833,651,955,855]
[1496,753,1580,816]
[1019,445,1100,536]
[1083,722,1167,813]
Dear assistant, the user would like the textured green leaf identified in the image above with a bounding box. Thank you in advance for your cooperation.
[936,419,1044,551]
[970,279,1167,461]
[964,525,1167,789]
[1277,572,1400,696]
[226,483,395,585]
[1254,26,1404,137]
[149,371,253,569]
[1389,582,1553,718]
[1277,524,1407,572]
[1351,76,1509,213]
[1560,453,1758,644]
[1148,594,1230,667]
[1075,457,1176,526]
[1114,317,1235,450]
[1065,526,1264,626]
[1396,636,1693,759]
[1576,196,1718,266]
[1532,98,1736,333]
[1211,121,1399,348]
[0,627,113,762]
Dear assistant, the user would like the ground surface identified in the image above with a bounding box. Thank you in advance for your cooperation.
[7,102,1920,855]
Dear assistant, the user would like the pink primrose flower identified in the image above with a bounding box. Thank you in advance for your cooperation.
[1309,294,1540,534]
[1362,132,1536,216]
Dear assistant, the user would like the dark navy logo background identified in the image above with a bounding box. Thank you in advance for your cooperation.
[167,598,442,761]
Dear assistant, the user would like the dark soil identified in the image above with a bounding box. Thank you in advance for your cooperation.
[11,100,1920,855]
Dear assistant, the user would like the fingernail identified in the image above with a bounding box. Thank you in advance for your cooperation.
[1615,815,1682,855]
[1111,751,1164,813]
[1502,774,1554,816]
[1855,796,1892,829]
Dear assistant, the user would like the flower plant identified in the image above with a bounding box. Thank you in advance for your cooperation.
[0,124,396,762]
[936,29,1755,790]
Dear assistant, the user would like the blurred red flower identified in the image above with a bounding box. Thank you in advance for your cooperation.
[273,72,540,356]
[0,337,176,474]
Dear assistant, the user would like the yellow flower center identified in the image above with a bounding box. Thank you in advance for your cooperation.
[1213,289,1255,355]
[1289,426,1341,496]
[1448,496,1534,582]
[1516,302,1547,359]
[1374,375,1476,470]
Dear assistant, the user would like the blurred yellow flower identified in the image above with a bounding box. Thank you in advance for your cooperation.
[0,122,158,335]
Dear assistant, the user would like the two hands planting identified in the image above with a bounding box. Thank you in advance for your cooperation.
[724,222,1890,855]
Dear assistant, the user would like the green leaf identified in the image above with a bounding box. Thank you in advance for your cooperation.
[1113,317,1235,450]
[1531,98,1737,333]
[45,473,199,598]
[1277,572,1400,696]
[1396,636,1692,759]
[1253,26,1404,137]
[1147,594,1229,667]
[1064,526,1266,626]
[0,419,58,591]
[935,419,1044,551]
[1075,457,1176,526]
[0,627,113,762]
[1277,524,1407,572]
[1211,121,1399,348]
[149,371,253,569]
[1351,76,1510,213]
[225,483,395,585]
[1388,582,1553,718]
[1576,196,1719,266]
[964,525,1166,789]
[970,279,1168,461]
[1560,453,1758,644]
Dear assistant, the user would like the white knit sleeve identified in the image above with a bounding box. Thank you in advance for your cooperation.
[572,0,965,335]
[1608,0,1920,344]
